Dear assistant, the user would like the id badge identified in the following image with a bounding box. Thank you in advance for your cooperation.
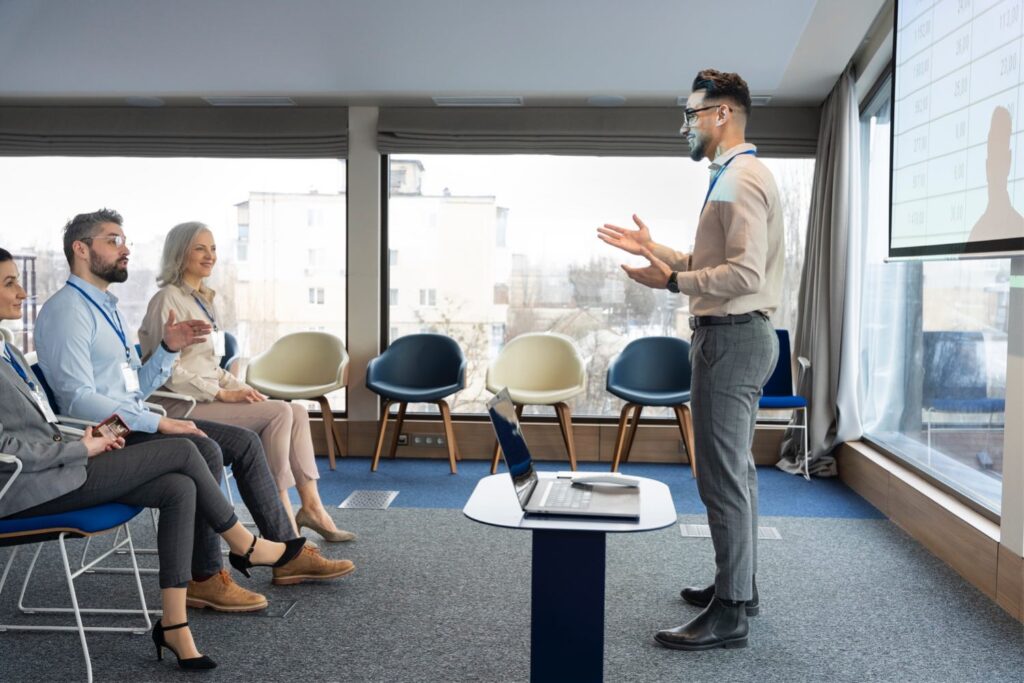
[211,330,226,357]
[32,389,58,423]
[121,363,140,392]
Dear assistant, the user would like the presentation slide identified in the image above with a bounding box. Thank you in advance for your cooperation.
[892,0,1024,257]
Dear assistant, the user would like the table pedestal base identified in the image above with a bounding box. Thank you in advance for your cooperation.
[531,529,606,683]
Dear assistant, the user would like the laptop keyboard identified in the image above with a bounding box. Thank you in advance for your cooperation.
[548,482,592,509]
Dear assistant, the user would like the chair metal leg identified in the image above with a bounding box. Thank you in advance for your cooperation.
[490,403,524,474]
[438,400,459,474]
[370,400,393,471]
[315,395,342,470]
[674,404,697,478]
[800,407,810,480]
[60,535,92,683]
[554,402,578,471]
[610,403,634,473]
[388,402,408,459]
[623,404,643,464]
[1,526,155,683]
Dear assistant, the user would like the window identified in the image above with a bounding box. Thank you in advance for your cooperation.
[389,288,399,306]
[389,248,399,266]
[387,154,814,416]
[493,283,509,305]
[0,157,349,411]
[308,287,325,305]
[858,76,1007,514]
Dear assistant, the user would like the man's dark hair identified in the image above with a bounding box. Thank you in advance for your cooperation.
[0,248,12,263]
[692,69,752,114]
[62,208,123,266]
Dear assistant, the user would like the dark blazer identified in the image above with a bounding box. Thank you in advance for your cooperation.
[0,342,88,518]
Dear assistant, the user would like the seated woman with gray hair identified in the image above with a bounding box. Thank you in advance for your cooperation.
[139,222,354,543]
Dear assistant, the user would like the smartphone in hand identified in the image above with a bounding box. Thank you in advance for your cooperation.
[95,413,131,440]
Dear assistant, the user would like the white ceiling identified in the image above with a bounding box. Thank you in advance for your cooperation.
[0,0,889,107]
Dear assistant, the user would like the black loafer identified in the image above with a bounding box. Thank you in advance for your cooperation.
[680,576,759,616]
[655,597,749,651]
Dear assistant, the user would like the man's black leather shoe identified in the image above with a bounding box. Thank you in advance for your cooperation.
[680,576,759,616]
[655,597,749,651]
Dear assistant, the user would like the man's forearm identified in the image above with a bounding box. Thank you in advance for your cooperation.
[649,242,690,271]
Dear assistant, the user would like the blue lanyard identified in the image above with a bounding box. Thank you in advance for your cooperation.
[191,294,218,329]
[702,149,757,212]
[3,345,36,391]
[67,281,131,361]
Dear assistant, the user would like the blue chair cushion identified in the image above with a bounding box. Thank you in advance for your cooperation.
[607,386,691,407]
[759,395,808,410]
[0,503,143,538]
[367,380,464,404]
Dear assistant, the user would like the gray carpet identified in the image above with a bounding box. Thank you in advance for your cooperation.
[0,509,1021,682]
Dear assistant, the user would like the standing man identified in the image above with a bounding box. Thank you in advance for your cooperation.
[599,69,782,650]
[36,209,355,613]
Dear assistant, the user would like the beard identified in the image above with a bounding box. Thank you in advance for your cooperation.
[688,135,706,161]
[89,251,128,283]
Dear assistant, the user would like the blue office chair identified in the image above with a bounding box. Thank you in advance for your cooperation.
[922,331,1005,453]
[366,333,466,473]
[220,331,240,371]
[758,329,810,478]
[0,454,151,683]
[605,336,696,477]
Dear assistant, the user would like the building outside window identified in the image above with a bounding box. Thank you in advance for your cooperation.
[858,76,1008,514]
[387,154,814,417]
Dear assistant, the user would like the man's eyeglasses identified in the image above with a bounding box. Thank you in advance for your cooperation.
[682,104,726,126]
[80,235,131,249]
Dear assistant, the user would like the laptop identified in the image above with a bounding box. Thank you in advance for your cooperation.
[486,389,640,519]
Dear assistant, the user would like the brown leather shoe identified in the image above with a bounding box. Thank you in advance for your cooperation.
[272,545,355,586]
[186,570,268,612]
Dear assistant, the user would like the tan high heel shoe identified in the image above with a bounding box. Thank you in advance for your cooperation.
[295,508,356,542]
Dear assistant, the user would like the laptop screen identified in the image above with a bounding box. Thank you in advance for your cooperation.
[486,389,536,508]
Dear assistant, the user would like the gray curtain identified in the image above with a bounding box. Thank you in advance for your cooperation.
[778,63,863,477]
[0,107,348,158]
[378,106,820,157]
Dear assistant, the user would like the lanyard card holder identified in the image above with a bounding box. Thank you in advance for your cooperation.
[121,362,140,393]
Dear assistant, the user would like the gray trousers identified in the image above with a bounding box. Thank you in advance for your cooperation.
[10,439,238,589]
[689,314,778,601]
[125,419,296,578]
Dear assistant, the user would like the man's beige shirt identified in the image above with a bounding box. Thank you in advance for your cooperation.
[138,282,246,401]
[670,142,784,317]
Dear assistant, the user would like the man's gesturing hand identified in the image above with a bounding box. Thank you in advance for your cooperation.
[597,214,653,256]
[621,247,673,290]
[162,309,213,352]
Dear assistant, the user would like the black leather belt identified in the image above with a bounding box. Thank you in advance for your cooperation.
[688,312,765,330]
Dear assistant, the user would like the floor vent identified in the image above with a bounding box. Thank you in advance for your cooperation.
[338,490,399,509]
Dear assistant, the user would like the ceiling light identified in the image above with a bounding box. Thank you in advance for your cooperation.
[432,96,523,107]
[202,96,296,107]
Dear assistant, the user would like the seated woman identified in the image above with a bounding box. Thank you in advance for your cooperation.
[0,248,306,671]
[139,222,353,542]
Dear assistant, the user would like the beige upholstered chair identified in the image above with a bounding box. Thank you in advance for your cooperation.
[485,332,586,474]
[246,332,349,470]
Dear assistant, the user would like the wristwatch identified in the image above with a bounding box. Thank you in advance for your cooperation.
[666,271,680,293]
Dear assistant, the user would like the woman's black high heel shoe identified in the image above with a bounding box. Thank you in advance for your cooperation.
[152,620,217,670]
[228,534,306,578]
